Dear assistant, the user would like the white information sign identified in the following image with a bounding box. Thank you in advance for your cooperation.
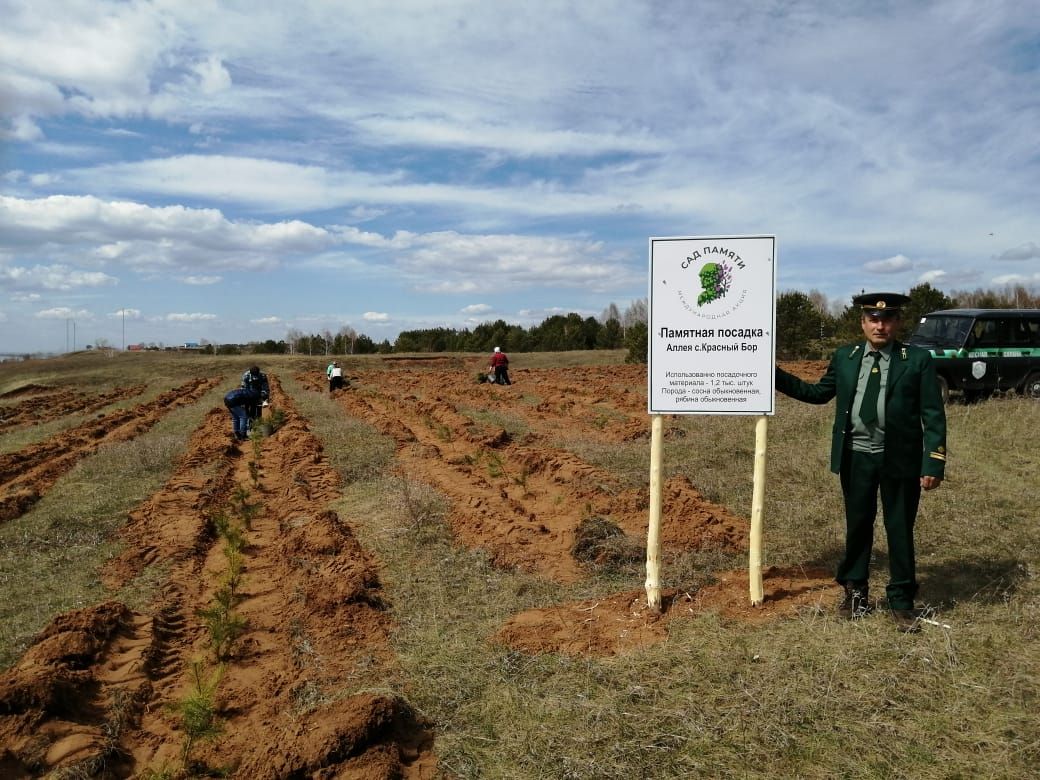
[648,235,777,415]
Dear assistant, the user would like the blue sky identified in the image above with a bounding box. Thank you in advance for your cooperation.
[1,0,1038,353]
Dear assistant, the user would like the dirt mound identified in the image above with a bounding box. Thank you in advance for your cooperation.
[495,566,839,656]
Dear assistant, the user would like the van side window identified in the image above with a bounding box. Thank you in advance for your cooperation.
[969,319,1002,348]
[1026,320,1040,348]
[1010,320,1033,346]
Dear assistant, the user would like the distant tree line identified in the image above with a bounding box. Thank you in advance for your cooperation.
[192,283,1035,362]
[390,298,648,357]
[198,299,651,361]
[776,283,1040,360]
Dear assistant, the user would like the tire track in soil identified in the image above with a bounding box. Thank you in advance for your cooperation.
[0,378,221,524]
[0,385,148,434]
[0,374,435,778]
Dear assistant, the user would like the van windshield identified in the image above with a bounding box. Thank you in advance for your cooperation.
[910,315,973,349]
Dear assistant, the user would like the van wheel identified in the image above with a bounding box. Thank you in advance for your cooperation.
[936,375,950,404]
[963,389,983,404]
[1022,372,1040,400]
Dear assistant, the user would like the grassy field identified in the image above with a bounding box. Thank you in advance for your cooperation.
[2,349,1038,778]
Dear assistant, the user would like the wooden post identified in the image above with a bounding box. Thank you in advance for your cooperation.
[645,413,664,613]
[749,415,768,605]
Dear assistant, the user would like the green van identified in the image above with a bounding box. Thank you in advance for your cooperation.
[908,309,1040,402]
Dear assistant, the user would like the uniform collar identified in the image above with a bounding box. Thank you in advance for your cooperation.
[864,342,893,361]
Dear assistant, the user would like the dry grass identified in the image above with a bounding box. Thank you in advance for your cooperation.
[2,352,1038,778]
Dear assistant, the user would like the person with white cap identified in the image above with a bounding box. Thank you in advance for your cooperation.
[489,346,511,385]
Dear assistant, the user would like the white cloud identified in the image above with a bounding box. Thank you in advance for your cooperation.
[0,195,335,274]
[35,306,94,319]
[461,303,492,314]
[108,307,142,319]
[352,116,667,158]
[191,56,232,95]
[0,263,117,292]
[363,312,389,322]
[59,156,402,213]
[427,280,478,294]
[0,192,646,303]
[396,232,637,294]
[347,206,387,222]
[916,270,947,285]
[997,242,1040,262]
[991,273,1040,286]
[517,307,570,318]
[252,316,283,325]
[165,312,217,322]
[865,254,913,274]
[102,127,143,138]
[1,114,44,141]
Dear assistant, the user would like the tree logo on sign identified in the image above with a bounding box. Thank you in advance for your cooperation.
[676,245,749,319]
[697,261,732,305]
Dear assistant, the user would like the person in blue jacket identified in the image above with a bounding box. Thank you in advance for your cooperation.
[224,387,260,441]
[240,365,270,423]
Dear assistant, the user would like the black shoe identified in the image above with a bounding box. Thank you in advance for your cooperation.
[837,586,873,619]
[890,608,921,633]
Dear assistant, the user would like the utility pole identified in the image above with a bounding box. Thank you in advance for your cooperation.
[122,308,126,351]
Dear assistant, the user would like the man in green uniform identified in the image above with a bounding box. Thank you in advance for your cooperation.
[775,292,947,632]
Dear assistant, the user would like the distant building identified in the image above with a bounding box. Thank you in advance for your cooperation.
[127,344,145,351]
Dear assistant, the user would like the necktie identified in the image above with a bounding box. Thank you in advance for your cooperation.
[860,351,882,425]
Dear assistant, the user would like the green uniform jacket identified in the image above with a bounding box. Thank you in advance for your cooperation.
[775,341,947,479]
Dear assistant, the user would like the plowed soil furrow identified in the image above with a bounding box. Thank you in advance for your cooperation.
[0,374,435,778]
[103,406,244,589]
[307,368,747,583]
[0,383,55,399]
[0,384,147,433]
[0,378,220,524]
[340,365,651,444]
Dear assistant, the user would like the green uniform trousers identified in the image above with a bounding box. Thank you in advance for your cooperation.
[838,449,921,610]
